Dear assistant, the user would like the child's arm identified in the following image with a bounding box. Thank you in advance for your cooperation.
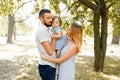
[52,31,62,39]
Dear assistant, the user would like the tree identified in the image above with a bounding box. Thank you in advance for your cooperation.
[78,0,115,72]
[109,1,120,44]
[0,0,15,43]
[49,0,115,72]
[0,0,33,43]
[33,0,116,72]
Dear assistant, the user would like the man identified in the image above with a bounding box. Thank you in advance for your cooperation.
[35,9,56,80]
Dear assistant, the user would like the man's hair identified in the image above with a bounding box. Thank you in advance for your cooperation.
[39,9,51,17]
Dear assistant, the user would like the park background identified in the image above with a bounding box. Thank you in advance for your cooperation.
[0,0,120,80]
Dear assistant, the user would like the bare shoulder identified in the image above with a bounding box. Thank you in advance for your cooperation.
[69,43,78,50]
[66,42,78,55]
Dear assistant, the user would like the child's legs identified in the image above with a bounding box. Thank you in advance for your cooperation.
[55,50,61,76]
[56,50,61,58]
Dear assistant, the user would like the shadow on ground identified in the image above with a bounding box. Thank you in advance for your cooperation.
[75,55,120,80]
[0,40,120,80]
[0,55,41,80]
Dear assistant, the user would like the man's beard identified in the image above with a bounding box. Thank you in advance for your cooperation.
[44,23,52,27]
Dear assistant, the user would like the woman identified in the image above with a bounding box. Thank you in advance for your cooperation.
[41,22,82,80]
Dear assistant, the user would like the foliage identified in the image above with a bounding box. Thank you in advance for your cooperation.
[109,0,120,35]
[0,0,34,37]
[0,0,25,16]
[46,0,95,36]
[40,0,120,37]
[0,0,14,16]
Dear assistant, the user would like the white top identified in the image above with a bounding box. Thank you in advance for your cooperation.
[35,21,56,68]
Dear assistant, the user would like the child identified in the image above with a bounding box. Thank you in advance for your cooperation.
[51,16,68,78]
[52,16,67,58]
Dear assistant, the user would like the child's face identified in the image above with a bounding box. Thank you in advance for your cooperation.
[52,18,60,28]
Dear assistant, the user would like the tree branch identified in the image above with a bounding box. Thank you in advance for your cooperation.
[99,0,104,4]
[15,16,29,23]
[78,0,96,11]
[105,0,109,4]
[66,1,79,12]
[107,2,115,9]
[17,0,32,10]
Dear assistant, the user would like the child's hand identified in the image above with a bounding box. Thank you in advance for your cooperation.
[52,35,56,39]
[52,35,54,39]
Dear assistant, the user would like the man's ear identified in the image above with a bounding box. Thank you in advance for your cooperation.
[40,17,44,23]
[39,17,42,20]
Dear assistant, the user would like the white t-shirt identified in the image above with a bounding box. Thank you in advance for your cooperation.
[35,21,56,68]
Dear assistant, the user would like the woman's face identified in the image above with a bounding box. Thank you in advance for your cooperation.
[66,26,72,38]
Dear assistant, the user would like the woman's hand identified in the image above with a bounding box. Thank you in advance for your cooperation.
[41,54,47,60]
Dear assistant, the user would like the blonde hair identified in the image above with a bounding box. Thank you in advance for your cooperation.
[71,23,82,52]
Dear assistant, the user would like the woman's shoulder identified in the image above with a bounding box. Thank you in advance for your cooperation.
[69,42,77,49]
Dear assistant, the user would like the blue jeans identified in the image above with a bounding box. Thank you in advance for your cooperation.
[38,64,56,80]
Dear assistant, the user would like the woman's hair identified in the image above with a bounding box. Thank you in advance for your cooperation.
[71,22,82,52]
[52,16,62,26]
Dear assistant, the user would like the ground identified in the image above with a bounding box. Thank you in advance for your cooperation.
[0,37,120,80]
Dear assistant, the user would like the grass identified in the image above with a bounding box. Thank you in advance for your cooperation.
[75,55,120,80]
[0,40,120,80]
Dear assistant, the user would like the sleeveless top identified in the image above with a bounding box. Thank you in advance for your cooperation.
[59,43,75,80]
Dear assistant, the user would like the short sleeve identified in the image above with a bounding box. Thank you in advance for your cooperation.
[37,30,49,43]
[54,26,62,33]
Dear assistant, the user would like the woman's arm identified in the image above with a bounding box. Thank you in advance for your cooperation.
[41,43,78,64]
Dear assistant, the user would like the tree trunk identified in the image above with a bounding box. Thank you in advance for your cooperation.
[94,3,108,72]
[14,27,16,40]
[93,8,101,72]
[100,5,108,71]
[7,14,15,43]
[78,0,110,72]
[111,32,120,44]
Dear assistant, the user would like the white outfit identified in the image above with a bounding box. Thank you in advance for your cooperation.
[59,43,75,80]
[35,21,56,68]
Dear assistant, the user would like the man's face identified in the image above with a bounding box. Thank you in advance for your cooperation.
[41,13,52,27]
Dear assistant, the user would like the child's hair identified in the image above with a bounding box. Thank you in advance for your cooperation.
[52,16,62,26]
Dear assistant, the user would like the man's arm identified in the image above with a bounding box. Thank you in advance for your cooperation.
[41,39,56,56]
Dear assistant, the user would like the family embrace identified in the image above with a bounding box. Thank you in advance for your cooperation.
[35,9,82,80]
